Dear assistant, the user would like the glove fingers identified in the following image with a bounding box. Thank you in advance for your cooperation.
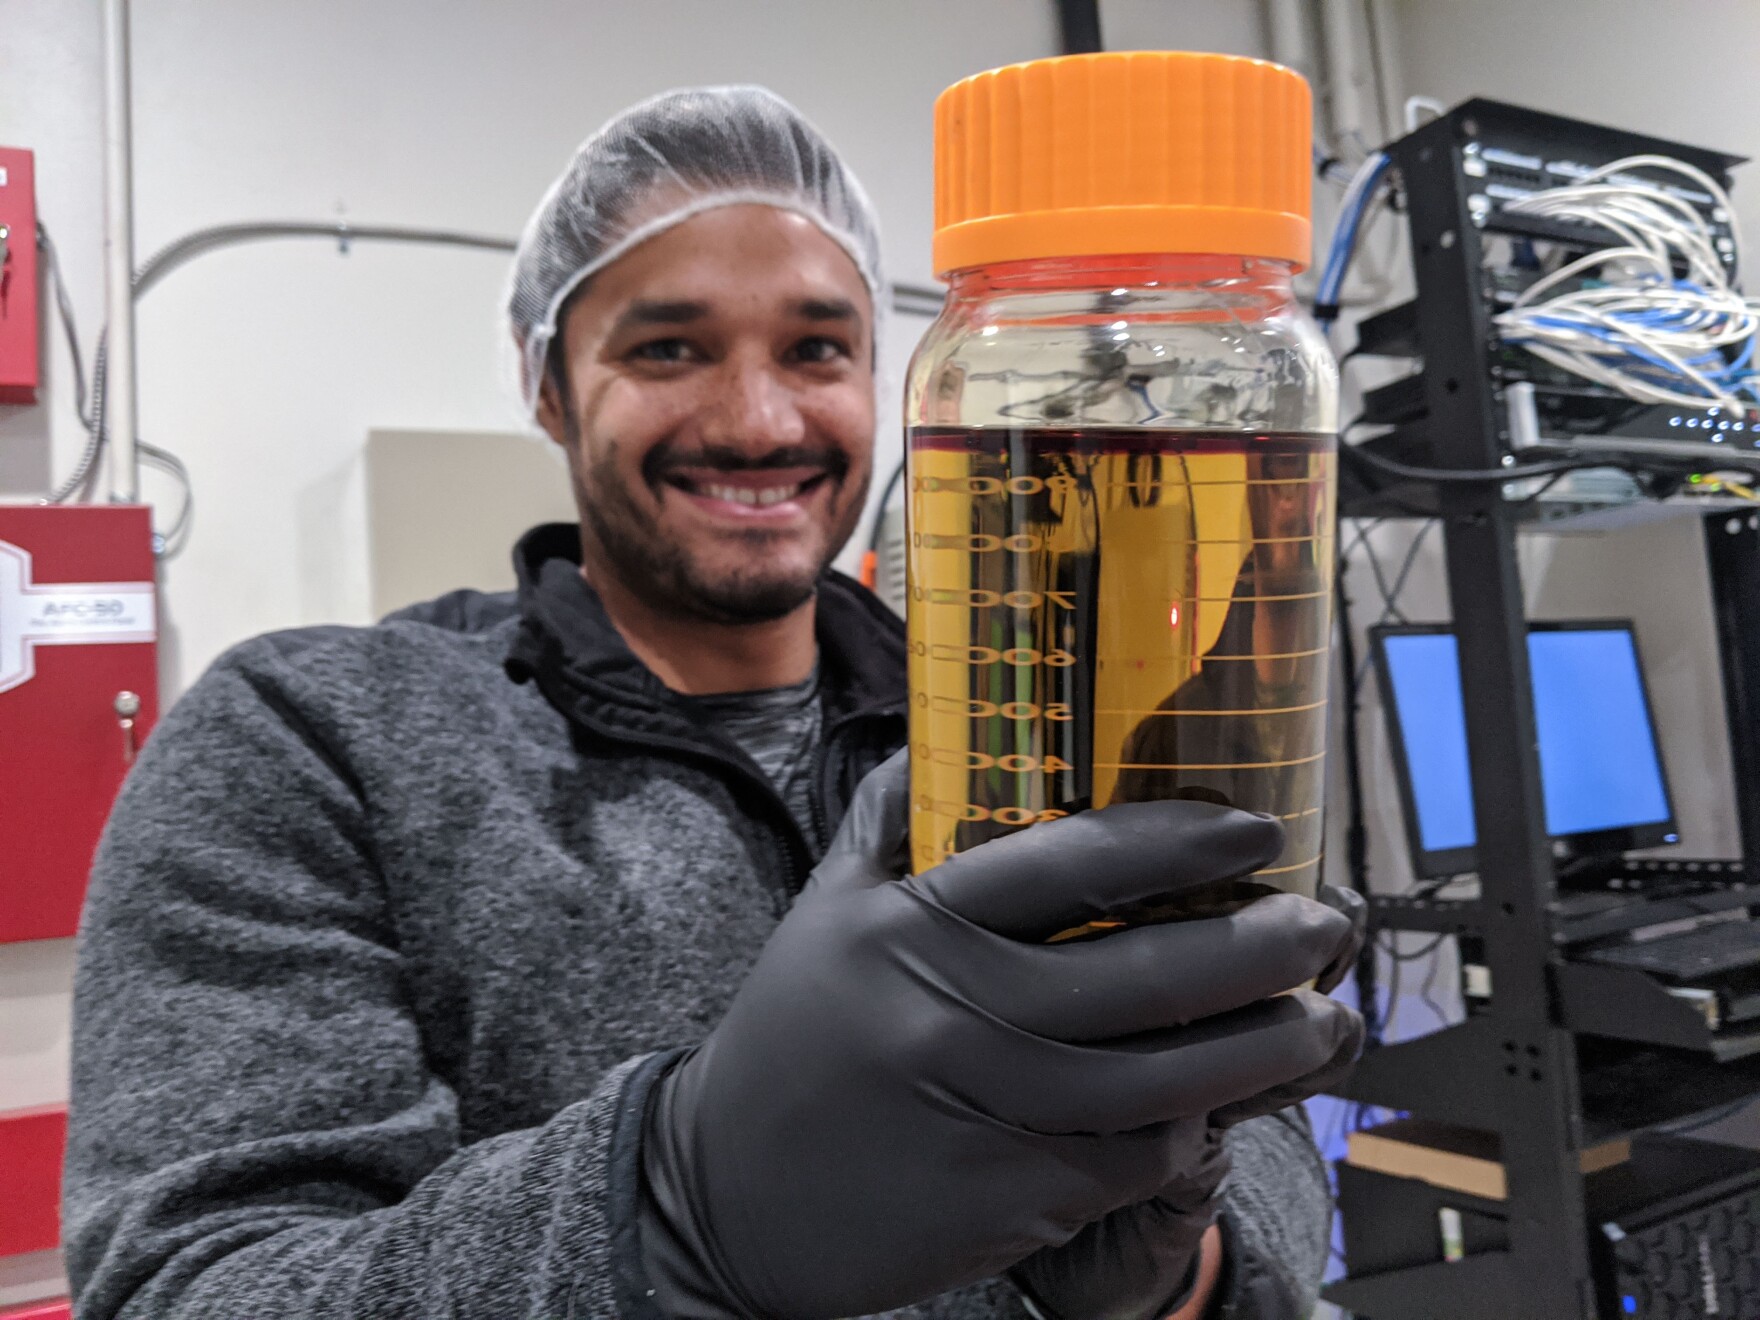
[909,800,1284,940]
[801,749,911,896]
[1146,1126,1230,1209]
[1102,992,1361,1130]
[958,991,1359,1135]
[1009,1182,1217,1320]
[1210,1003,1366,1127]
[1043,1120,1217,1226]
[1313,882,1368,995]
[929,893,1353,1042]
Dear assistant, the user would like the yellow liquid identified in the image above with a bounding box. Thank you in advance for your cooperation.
[907,426,1336,893]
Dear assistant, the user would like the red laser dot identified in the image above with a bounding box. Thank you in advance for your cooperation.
[1168,602,1182,629]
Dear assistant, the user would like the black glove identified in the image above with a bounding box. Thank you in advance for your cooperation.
[637,752,1364,1320]
[1314,881,1369,995]
[1003,881,1369,1320]
[1010,1125,1228,1320]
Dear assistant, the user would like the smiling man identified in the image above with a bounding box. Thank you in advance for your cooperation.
[63,88,1359,1320]
[534,194,874,701]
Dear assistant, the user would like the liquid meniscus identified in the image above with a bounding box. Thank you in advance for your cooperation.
[906,426,1336,893]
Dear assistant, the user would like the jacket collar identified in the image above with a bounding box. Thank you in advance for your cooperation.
[503,523,906,737]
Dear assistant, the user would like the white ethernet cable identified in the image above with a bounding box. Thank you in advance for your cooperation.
[1494,155,1759,412]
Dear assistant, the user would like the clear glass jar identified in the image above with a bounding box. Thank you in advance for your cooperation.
[904,252,1339,897]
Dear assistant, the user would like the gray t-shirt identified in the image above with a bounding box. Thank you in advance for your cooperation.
[682,667,824,846]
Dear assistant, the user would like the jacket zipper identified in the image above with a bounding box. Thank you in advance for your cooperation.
[537,669,904,908]
[807,704,907,864]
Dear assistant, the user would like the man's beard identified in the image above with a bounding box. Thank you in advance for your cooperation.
[570,432,865,626]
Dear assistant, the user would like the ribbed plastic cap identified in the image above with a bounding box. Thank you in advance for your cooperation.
[933,52,1313,275]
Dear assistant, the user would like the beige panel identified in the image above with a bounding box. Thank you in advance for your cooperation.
[0,938,74,1111]
[364,429,578,620]
[0,1248,67,1309]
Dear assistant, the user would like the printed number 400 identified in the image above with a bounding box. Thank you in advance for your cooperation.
[914,745,1074,773]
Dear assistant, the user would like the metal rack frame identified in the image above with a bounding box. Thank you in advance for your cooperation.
[1325,102,1760,1320]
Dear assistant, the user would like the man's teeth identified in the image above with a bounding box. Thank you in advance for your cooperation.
[700,482,806,507]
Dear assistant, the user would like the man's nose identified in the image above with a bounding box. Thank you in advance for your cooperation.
[702,358,809,453]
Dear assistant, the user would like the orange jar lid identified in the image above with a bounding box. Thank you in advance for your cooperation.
[933,51,1312,275]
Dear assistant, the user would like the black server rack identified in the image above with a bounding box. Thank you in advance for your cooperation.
[1325,100,1760,1320]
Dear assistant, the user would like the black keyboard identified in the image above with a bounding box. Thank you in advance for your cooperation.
[1586,920,1760,981]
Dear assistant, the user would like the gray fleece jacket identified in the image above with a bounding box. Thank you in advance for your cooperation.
[63,524,1332,1320]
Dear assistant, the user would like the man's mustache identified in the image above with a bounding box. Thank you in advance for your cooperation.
[644,443,850,486]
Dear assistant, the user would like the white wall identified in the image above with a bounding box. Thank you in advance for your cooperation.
[9,0,1062,694]
[0,0,1289,702]
[1394,0,1760,246]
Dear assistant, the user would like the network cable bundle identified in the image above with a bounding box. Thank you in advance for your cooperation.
[1492,156,1750,414]
[1324,99,1760,518]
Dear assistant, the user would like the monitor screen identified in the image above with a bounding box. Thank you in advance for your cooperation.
[1373,622,1679,877]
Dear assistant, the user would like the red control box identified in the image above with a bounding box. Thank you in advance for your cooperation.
[0,148,38,405]
[0,505,158,943]
[0,1105,66,1258]
[0,1304,71,1320]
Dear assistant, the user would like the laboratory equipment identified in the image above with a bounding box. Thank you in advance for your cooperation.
[905,52,1339,890]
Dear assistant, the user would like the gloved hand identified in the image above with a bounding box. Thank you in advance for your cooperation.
[1004,880,1369,1320]
[1010,1126,1229,1320]
[1314,881,1369,996]
[637,752,1364,1320]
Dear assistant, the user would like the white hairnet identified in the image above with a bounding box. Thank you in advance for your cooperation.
[507,85,886,415]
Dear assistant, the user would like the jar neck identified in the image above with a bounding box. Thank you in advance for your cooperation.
[943,253,1297,301]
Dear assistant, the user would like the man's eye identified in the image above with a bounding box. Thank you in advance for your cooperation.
[792,336,850,365]
[630,338,699,364]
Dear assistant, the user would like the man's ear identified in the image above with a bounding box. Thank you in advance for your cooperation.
[534,364,571,449]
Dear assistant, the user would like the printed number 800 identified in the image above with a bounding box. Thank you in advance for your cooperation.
[909,642,1077,667]
[910,586,1078,610]
[913,475,1079,496]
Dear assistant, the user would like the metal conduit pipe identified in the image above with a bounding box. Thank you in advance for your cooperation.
[101,0,138,503]
[50,215,944,506]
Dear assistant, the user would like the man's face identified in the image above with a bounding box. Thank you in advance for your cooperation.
[536,204,876,624]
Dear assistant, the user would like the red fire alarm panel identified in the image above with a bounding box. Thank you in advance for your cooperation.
[0,505,158,943]
[0,1304,72,1320]
[0,147,38,405]
[0,1105,66,1258]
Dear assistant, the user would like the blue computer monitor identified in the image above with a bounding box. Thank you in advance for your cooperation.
[1371,621,1680,879]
